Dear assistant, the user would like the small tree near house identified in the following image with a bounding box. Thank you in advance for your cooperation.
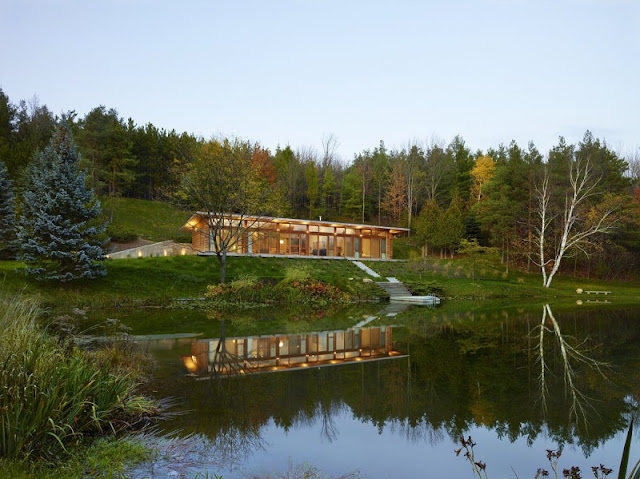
[17,121,107,281]
[180,138,272,283]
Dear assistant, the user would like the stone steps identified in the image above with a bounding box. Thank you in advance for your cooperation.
[375,282,412,297]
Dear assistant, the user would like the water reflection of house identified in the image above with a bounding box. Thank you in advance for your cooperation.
[182,326,405,376]
[181,214,409,260]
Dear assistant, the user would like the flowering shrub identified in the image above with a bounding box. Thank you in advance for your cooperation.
[288,279,348,302]
[204,275,353,307]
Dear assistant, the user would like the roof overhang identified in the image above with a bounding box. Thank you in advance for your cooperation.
[181,212,410,234]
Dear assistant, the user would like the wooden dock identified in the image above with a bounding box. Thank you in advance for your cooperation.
[375,281,441,306]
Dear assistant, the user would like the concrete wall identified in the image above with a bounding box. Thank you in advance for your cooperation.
[106,241,196,260]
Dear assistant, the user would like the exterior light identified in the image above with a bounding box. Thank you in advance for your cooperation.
[191,355,197,364]
[279,341,284,347]
[279,240,284,244]
[137,250,143,258]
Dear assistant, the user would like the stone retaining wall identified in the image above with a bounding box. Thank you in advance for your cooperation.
[106,241,196,259]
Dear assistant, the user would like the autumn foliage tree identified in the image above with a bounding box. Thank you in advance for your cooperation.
[180,138,272,283]
[384,161,406,224]
[471,155,495,203]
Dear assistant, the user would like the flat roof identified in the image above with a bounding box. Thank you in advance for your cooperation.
[182,212,410,234]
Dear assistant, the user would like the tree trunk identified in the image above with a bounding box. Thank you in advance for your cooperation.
[219,250,227,284]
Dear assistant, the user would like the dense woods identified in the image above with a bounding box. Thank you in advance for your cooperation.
[1,88,639,279]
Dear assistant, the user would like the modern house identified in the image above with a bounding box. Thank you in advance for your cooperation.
[181,213,409,260]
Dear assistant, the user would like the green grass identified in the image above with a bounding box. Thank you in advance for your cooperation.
[0,256,384,310]
[0,436,150,479]
[364,255,640,301]
[101,197,192,243]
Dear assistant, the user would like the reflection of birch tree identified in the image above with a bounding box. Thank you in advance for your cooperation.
[534,304,610,429]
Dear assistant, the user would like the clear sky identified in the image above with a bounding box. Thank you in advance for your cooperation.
[2,0,639,161]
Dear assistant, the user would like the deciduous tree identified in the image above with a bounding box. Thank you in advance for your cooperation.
[471,155,495,203]
[180,138,272,283]
[534,158,618,287]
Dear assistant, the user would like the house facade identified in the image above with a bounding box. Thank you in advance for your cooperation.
[181,213,409,260]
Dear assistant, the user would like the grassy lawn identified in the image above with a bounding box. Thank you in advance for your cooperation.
[0,256,382,310]
[2,253,638,311]
[364,255,640,302]
[101,197,192,243]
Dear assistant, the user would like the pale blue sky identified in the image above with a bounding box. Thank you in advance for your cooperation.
[2,0,639,160]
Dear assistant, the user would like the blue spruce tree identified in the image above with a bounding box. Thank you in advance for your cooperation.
[0,159,17,258]
[17,121,107,281]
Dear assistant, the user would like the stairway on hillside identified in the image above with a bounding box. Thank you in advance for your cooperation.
[375,281,412,298]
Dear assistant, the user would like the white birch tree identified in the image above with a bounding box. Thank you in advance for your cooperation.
[533,157,618,287]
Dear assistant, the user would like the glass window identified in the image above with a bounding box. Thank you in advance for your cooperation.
[361,238,371,258]
[258,232,269,254]
[335,228,345,235]
[370,238,381,259]
[293,224,307,232]
[345,237,355,257]
[345,228,356,235]
[310,235,319,256]
[300,234,307,255]
[269,232,278,254]
[328,235,334,256]
[319,226,334,234]
[290,234,300,255]
[335,237,344,257]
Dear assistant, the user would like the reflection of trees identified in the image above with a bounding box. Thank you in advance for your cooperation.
[155,305,640,459]
[210,320,248,378]
[535,304,611,431]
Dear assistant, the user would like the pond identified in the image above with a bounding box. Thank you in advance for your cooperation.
[92,301,640,478]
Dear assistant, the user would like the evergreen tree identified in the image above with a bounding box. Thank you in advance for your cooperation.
[0,159,17,258]
[340,169,363,220]
[17,121,106,281]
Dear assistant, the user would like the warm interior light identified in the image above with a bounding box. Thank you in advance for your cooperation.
[279,341,284,347]
[279,240,284,244]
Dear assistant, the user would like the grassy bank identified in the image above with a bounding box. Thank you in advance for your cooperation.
[0,256,384,310]
[101,197,192,243]
[0,291,156,475]
[364,255,640,301]
[1,253,639,312]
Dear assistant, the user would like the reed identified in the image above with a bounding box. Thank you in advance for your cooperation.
[0,291,155,461]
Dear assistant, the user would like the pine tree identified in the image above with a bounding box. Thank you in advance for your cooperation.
[0,159,17,258]
[17,121,106,281]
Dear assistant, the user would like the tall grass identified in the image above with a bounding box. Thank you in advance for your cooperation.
[0,291,155,461]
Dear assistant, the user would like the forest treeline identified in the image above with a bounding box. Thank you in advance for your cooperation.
[1,88,639,279]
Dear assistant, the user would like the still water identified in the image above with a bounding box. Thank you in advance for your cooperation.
[104,302,640,478]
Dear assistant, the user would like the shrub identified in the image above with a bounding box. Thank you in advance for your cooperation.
[0,292,155,461]
[283,264,312,283]
[107,224,139,243]
[205,275,269,305]
[285,278,348,304]
[407,280,445,297]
